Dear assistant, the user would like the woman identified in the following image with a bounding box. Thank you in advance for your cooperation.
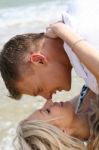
[14,94,99,150]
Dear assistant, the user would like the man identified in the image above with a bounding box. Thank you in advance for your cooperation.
[0,33,72,100]
[0,23,98,114]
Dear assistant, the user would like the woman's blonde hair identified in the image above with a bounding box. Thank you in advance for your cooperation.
[14,119,86,150]
[14,96,99,150]
[87,96,99,150]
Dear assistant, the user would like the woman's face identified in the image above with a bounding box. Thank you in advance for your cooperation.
[28,100,75,129]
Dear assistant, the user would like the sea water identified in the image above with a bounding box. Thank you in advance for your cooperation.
[0,0,69,48]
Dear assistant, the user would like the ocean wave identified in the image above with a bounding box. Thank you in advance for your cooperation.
[0,1,67,45]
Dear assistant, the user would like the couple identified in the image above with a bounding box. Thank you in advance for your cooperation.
[0,13,99,149]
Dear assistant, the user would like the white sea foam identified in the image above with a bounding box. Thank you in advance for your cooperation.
[0,1,67,47]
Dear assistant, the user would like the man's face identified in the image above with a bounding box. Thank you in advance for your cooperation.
[16,38,71,99]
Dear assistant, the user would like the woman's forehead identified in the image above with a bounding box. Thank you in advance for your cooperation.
[27,109,44,121]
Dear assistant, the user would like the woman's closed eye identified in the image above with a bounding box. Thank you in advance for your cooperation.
[44,108,50,114]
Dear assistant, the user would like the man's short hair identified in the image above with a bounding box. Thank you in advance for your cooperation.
[0,33,44,100]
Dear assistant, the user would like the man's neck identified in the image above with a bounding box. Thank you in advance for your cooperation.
[43,37,72,68]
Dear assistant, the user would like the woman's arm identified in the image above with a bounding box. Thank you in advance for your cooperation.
[47,23,99,81]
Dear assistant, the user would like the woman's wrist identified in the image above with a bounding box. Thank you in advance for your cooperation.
[71,39,86,50]
[51,23,83,48]
[48,22,85,52]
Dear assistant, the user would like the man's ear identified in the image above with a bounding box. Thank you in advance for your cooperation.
[30,53,48,65]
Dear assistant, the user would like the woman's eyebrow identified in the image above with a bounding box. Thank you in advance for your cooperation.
[39,109,48,117]
[39,109,44,116]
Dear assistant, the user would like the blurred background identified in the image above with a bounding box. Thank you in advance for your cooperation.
[0,0,84,149]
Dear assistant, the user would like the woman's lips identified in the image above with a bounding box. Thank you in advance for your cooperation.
[60,102,64,107]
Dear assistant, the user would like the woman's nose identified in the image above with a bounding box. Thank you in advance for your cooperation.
[43,99,53,109]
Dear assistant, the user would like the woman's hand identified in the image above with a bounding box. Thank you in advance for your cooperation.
[46,22,72,40]
[45,22,66,38]
[46,26,58,38]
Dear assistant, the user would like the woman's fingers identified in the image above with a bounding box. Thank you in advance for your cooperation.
[45,21,63,38]
[45,26,57,38]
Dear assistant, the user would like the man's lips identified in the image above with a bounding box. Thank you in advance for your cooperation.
[47,91,56,99]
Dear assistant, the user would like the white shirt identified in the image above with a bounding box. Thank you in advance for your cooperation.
[62,12,99,94]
